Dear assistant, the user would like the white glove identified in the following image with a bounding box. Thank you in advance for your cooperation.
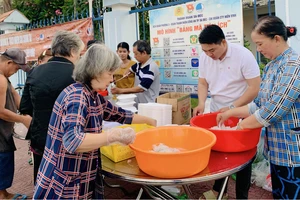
[106,127,136,145]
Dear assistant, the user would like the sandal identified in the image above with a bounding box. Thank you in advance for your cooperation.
[12,194,27,200]
[28,158,33,165]
[199,190,228,200]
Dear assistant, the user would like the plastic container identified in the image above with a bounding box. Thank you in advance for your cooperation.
[100,124,154,162]
[117,94,137,103]
[129,126,216,178]
[116,101,136,107]
[190,112,261,152]
[138,103,172,126]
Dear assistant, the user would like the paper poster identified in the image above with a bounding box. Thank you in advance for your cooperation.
[150,0,243,93]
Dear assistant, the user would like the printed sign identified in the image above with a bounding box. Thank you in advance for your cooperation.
[150,0,243,93]
[0,18,93,61]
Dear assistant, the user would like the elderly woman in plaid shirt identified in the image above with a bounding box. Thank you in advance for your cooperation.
[33,44,156,199]
[217,16,300,199]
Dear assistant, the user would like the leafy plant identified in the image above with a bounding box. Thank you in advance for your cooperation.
[12,0,89,22]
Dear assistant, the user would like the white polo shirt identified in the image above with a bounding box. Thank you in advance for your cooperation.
[198,42,260,112]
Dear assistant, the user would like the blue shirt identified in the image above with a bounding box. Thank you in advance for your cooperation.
[249,47,300,167]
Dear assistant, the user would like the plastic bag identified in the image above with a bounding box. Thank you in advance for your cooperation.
[251,159,270,187]
[13,123,28,140]
[254,128,265,163]
[262,174,272,192]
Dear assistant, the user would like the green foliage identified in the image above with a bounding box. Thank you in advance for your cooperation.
[243,36,251,51]
[139,11,150,41]
[191,98,198,109]
[244,36,267,75]
[12,0,88,22]
[259,62,265,75]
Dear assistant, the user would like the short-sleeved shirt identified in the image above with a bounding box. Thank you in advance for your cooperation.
[33,82,133,199]
[249,47,300,167]
[198,42,260,111]
[130,57,160,103]
[114,60,136,88]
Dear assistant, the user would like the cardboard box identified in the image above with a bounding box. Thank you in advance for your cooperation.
[100,124,154,162]
[156,92,191,125]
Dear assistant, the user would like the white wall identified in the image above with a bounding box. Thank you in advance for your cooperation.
[275,0,300,54]
[104,11,139,52]
[103,0,139,55]
[0,22,26,33]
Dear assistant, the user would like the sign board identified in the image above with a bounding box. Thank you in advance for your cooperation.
[0,18,93,61]
[149,0,243,93]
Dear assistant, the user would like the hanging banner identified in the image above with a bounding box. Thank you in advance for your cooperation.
[149,0,243,93]
[0,18,93,61]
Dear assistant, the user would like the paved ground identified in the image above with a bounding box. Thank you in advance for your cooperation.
[9,138,273,199]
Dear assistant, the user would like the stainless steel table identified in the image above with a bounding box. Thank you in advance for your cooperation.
[101,147,256,199]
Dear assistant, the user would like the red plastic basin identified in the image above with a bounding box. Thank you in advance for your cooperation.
[190,112,261,152]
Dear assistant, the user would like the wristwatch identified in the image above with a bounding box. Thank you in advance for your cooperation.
[229,104,235,109]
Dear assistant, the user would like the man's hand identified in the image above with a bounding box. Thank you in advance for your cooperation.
[218,106,230,113]
[193,104,205,117]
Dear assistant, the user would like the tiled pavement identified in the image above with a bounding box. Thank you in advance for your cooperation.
[9,139,273,199]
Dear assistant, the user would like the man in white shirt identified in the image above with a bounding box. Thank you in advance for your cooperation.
[193,25,260,199]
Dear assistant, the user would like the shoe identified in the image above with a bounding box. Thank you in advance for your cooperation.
[28,158,33,165]
[12,194,27,200]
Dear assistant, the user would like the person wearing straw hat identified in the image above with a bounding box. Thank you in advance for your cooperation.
[0,48,32,200]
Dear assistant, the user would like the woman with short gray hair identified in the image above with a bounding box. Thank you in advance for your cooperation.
[19,30,84,184]
[73,43,121,86]
[51,30,84,62]
[33,44,156,199]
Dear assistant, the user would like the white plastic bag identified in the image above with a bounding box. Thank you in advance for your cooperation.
[251,159,270,187]
[262,174,272,192]
[13,123,28,140]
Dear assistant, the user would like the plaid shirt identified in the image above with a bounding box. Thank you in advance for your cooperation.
[250,47,300,167]
[33,82,133,199]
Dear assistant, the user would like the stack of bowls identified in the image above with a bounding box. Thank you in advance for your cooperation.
[138,103,172,126]
[116,94,137,113]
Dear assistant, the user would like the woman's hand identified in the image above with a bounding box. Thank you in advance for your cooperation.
[106,127,136,145]
[111,87,122,94]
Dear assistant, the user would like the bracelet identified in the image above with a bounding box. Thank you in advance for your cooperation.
[237,122,244,130]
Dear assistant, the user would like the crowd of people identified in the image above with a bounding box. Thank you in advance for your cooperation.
[0,15,299,200]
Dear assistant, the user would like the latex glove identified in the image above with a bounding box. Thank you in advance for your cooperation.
[106,127,136,145]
